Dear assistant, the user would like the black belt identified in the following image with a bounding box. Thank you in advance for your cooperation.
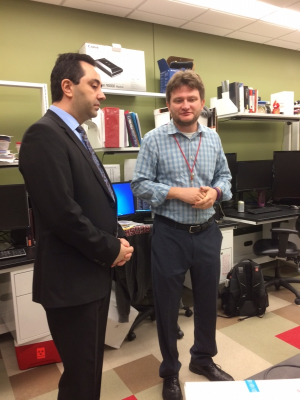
[155,214,214,234]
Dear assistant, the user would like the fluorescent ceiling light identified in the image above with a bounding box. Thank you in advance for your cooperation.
[262,9,300,30]
[170,0,279,19]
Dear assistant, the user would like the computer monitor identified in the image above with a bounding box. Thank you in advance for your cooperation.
[236,160,273,206]
[134,197,151,214]
[112,182,135,218]
[0,184,29,231]
[273,151,300,203]
[225,153,237,193]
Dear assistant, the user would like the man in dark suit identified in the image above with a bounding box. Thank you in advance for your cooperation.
[19,53,133,400]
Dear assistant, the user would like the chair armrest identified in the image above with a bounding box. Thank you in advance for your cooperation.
[271,228,298,235]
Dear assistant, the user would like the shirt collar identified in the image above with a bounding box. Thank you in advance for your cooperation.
[167,119,206,137]
[50,105,80,132]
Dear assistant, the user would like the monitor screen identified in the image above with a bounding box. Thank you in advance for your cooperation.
[134,197,151,214]
[236,160,273,192]
[225,153,237,193]
[112,182,135,218]
[273,151,300,201]
[0,184,29,231]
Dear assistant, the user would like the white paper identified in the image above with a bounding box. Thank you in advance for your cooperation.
[124,158,137,181]
[103,164,120,182]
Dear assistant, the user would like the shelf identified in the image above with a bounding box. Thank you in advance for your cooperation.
[94,147,139,154]
[102,89,165,98]
[0,161,19,168]
[218,112,300,122]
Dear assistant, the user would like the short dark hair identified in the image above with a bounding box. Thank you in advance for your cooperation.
[166,70,205,103]
[50,53,96,102]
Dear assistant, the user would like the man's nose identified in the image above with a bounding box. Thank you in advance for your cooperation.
[98,89,106,101]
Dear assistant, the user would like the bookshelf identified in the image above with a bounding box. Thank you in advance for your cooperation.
[218,112,300,151]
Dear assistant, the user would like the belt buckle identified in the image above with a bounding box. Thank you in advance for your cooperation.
[189,225,201,233]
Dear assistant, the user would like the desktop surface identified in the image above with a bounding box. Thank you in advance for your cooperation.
[224,207,300,224]
[0,246,35,272]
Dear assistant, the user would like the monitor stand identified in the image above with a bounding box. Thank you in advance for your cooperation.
[257,190,265,207]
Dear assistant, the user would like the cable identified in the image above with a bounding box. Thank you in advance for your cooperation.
[263,364,300,379]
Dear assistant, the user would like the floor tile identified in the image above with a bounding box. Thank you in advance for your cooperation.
[0,359,15,400]
[100,369,132,400]
[273,303,300,324]
[9,364,61,400]
[276,326,300,349]
[114,354,162,394]
[219,312,300,365]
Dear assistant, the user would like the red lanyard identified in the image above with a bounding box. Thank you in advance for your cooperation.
[173,133,202,186]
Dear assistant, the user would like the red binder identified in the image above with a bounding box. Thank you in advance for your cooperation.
[103,107,120,148]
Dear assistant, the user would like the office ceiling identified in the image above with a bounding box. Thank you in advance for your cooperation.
[31,0,300,50]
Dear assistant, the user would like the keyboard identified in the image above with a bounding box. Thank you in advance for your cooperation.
[0,248,26,260]
[247,207,282,215]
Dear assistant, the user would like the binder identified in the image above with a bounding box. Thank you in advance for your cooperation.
[130,112,142,144]
[229,82,240,112]
[125,112,139,147]
[103,107,120,148]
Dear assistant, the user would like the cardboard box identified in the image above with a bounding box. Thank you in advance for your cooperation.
[15,339,61,370]
[270,91,294,115]
[157,56,194,93]
[185,379,300,400]
[105,290,138,349]
[79,43,146,92]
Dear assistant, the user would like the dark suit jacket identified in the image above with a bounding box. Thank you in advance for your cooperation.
[19,109,124,308]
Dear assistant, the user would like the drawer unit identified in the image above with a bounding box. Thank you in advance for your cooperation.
[1,264,51,345]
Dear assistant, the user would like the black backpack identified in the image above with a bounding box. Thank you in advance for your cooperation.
[219,259,269,320]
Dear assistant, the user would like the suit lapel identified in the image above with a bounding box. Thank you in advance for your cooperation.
[45,110,114,201]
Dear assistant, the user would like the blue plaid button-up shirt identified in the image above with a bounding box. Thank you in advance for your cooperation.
[131,120,232,224]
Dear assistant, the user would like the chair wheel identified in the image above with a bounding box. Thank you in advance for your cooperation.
[127,332,136,341]
[185,309,193,317]
[177,330,184,340]
[295,298,300,305]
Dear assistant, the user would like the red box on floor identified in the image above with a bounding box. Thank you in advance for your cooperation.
[15,340,61,370]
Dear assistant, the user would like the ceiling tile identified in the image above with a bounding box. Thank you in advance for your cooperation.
[226,31,270,44]
[129,10,187,27]
[86,0,142,7]
[260,0,297,6]
[287,1,300,12]
[240,21,295,38]
[63,0,131,16]
[31,0,62,4]
[137,0,207,20]
[193,10,254,30]
[279,30,300,44]
[182,21,233,36]
[265,38,300,50]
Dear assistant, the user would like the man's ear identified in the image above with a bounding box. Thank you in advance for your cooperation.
[61,79,73,99]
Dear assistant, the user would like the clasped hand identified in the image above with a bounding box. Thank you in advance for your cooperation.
[111,238,134,268]
[179,186,217,209]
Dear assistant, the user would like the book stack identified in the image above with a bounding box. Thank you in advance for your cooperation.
[217,82,259,113]
[101,107,142,148]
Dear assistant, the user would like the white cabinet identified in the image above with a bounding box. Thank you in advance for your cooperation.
[1,264,51,345]
[184,226,234,289]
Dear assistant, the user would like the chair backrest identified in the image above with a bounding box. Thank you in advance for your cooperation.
[296,217,300,238]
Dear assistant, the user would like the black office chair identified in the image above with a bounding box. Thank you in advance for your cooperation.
[253,220,300,305]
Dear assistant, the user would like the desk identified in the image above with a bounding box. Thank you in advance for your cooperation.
[223,208,300,265]
[0,247,52,343]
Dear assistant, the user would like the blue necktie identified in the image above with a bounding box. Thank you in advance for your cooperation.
[76,125,115,201]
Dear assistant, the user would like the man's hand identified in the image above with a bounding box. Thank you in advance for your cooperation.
[167,187,206,204]
[192,186,218,209]
[111,238,134,268]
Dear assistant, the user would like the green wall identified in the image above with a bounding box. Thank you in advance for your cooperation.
[1,0,299,184]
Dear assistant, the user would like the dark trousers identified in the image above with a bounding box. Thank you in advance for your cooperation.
[45,292,111,400]
[151,218,222,378]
